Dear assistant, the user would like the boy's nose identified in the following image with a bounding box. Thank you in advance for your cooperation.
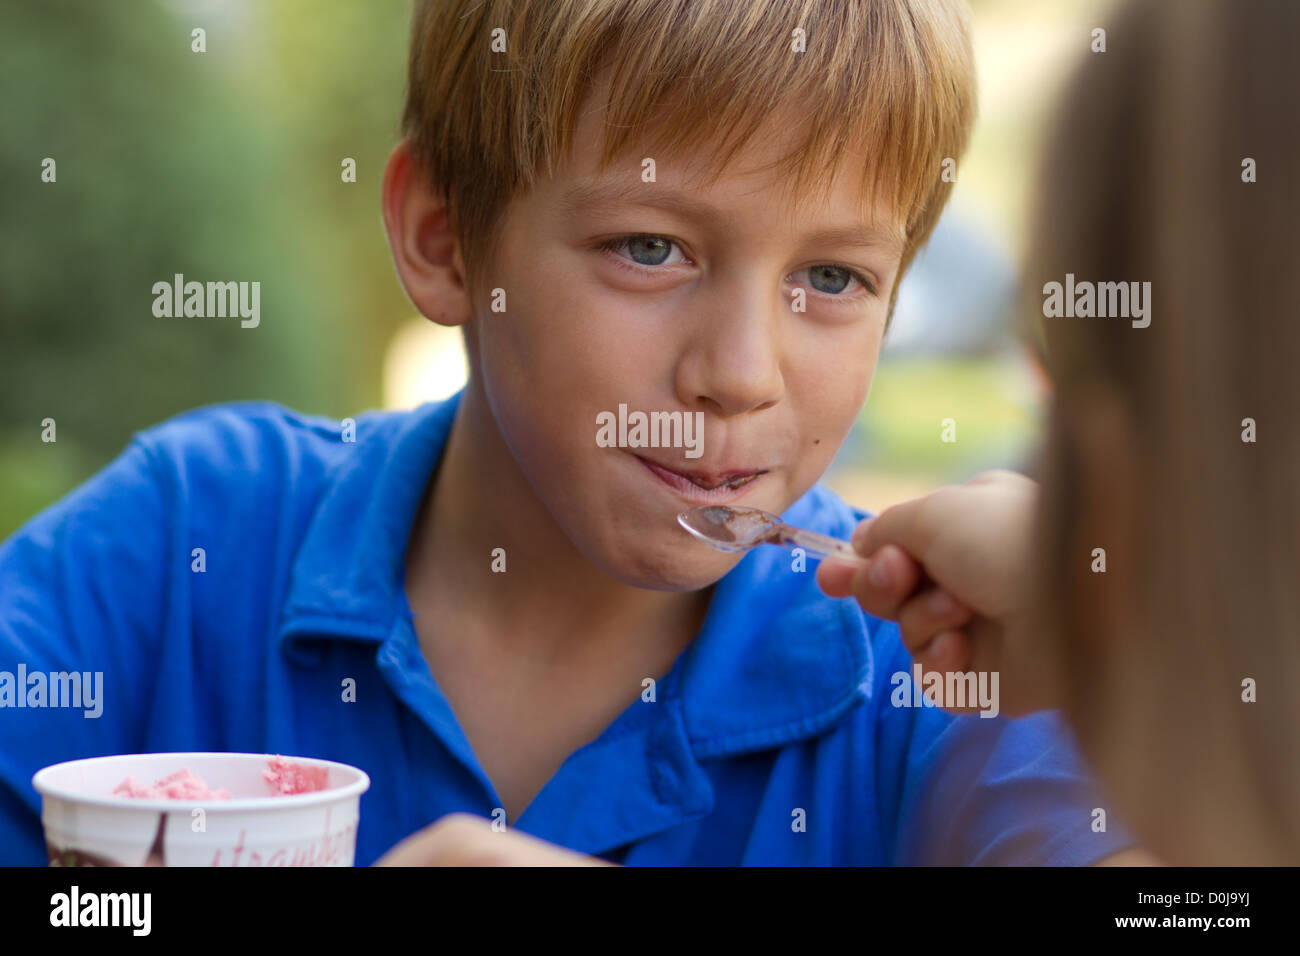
[674,288,786,418]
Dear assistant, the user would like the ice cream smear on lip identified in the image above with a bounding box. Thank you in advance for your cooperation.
[112,755,329,800]
[640,456,766,494]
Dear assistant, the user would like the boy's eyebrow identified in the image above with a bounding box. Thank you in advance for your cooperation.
[558,178,726,225]
[559,178,905,253]
[803,224,906,256]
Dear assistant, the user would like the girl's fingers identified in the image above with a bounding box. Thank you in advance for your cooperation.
[815,553,857,597]
[897,586,973,654]
[916,630,971,675]
[914,631,982,714]
[847,543,924,620]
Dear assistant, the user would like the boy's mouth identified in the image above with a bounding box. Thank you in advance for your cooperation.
[635,455,768,494]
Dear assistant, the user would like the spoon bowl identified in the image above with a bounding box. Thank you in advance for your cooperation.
[677,505,867,566]
[676,505,785,553]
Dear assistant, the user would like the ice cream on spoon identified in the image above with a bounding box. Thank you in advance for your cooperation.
[677,505,867,565]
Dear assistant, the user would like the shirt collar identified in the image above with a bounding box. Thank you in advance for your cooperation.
[278,389,874,756]
[279,391,461,648]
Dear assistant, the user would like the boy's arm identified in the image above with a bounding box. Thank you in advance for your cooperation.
[876,632,1141,866]
[375,813,613,866]
[0,439,166,864]
[828,477,1159,864]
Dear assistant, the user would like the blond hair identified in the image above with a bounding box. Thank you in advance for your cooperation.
[402,0,976,316]
[1025,0,1300,863]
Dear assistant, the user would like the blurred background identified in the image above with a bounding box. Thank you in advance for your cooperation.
[1,0,1118,539]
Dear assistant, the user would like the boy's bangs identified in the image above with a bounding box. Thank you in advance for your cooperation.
[563,0,974,237]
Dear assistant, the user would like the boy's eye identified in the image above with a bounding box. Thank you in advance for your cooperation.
[810,265,851,294]
[597,235,689,268]
[598,236,873,299]
[792,264,877,298]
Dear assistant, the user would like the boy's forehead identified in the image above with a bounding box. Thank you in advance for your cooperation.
[554,87,906,255]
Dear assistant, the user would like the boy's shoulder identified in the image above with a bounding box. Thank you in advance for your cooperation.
[119,398,454,523]
[106,398,457,599]
[130,399,412,472]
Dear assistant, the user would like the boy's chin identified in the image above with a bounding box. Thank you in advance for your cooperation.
[595,547,744,593]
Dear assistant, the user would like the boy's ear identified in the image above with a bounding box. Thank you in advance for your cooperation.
[381,139,472,328]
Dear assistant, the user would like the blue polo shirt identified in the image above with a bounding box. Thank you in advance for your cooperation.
[0,390,1136,865]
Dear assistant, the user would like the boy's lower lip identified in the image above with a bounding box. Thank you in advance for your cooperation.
[634,455,766,504]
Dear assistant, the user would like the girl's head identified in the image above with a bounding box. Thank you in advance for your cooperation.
[1027,0,1300,864]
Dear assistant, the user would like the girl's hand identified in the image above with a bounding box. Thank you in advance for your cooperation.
[817,470,1057,717]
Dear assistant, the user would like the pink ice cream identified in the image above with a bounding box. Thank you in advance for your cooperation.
[113,768,232,800]
[113,756,330,800]
[261,754,329,795]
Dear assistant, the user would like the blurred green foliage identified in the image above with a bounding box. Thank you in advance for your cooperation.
[856,357,1040,479]
[1,0,412,537]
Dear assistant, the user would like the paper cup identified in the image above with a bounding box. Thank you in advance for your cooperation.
[32,752,370,867]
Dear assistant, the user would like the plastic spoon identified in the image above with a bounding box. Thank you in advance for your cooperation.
[677,505,867,567]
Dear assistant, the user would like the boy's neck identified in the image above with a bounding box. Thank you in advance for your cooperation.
[403,377,712,663]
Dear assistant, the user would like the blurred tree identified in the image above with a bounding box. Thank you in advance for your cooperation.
[0,0,413,536]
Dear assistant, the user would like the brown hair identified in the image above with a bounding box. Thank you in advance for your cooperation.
[1025,0,1300,863]
[401,0,977,316]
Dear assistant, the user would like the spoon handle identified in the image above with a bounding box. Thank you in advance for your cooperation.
[780,526,868,567]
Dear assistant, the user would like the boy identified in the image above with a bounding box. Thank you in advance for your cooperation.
[0,0,1138,865]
